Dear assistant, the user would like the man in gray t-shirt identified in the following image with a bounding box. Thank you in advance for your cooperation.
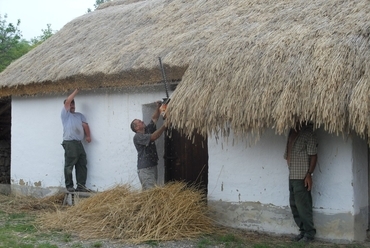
[61,89,91,192]
[130,101,167,190]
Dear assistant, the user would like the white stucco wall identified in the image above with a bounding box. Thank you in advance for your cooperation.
[208,129,354,208]
[207,128,368,241]
[11,87,167,193]
[208,129,289,205]
[10,88,369,242]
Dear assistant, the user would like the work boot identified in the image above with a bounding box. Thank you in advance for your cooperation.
[291,233,304,242]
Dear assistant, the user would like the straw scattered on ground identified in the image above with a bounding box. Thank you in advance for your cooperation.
[0,192,65,213]
[37,182,215,243]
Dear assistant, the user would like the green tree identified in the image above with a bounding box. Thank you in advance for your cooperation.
[0,14,55,72]
[30,24,54,46]
[0,14,30,72]
[87,0,111,12]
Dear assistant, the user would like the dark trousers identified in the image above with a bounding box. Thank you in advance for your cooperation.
[289,179,316,238]
[62,140,87,189]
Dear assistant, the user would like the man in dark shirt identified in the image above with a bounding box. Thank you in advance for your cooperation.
[130,101,167,190]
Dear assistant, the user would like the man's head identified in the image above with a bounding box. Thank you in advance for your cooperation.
[293,121,312,131]
[64,99,75,113]
[130,119,145,133]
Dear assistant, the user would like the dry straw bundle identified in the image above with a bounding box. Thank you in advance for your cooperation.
[24,193,65,211]
[0,193,65,213]
[38,182,215,243]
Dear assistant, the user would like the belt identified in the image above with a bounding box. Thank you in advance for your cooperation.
[63,140,82,143]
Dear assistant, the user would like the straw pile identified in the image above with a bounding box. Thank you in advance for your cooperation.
[23,193,65,211]
[38,182,215,243]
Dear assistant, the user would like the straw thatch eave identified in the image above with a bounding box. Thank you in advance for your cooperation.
[165,0,370,142]
[0,0,190,96]
[0,66,185,97]
[0,0,369,142]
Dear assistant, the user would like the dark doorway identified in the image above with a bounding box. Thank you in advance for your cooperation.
[164,128,208,195]
[0,97,11,192]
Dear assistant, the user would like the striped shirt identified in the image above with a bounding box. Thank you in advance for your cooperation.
[284,125,318,179]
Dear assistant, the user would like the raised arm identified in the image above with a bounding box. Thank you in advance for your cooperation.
[64,89,79,110]
[151,101,162,124]
[150,124,166,142]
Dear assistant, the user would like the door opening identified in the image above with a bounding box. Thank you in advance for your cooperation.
[0,97,11,195]
[164,128,208,195]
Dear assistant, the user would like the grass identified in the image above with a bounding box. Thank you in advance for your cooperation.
[197,234,245,248]
[0,195,369,248]
[0,210,92,248]
[0,210,55,248]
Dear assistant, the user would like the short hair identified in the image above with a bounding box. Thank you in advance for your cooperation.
[130,119,137,133]
[63,99,75,104]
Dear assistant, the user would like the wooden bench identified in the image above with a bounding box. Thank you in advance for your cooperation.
[62,191,94,206]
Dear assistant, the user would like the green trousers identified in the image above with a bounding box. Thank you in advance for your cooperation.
[62,140,87,189]
[289,179,316,239]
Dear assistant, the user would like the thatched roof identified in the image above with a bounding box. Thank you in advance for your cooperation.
[0,0,369,140]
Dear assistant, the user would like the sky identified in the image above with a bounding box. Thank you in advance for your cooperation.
[0,0,96,40]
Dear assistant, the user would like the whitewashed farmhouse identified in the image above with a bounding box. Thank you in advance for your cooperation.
[0,0,369,243]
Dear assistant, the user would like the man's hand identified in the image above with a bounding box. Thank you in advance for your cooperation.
[85,137,91,143]
[304,174,313,191]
